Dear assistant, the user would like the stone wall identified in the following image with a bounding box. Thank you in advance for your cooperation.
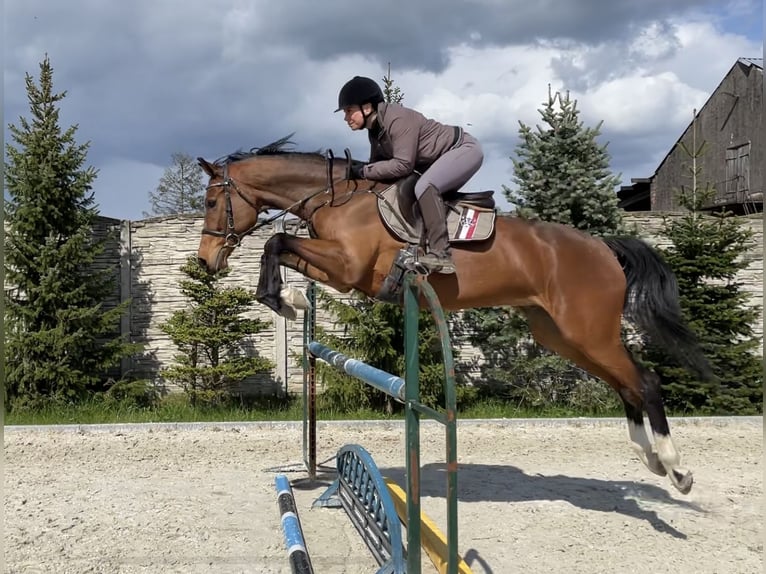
[625,212,763,346]
[108,211,764,394]
[124,215,337,394]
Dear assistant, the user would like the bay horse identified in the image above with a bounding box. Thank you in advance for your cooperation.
[196,135,713,495]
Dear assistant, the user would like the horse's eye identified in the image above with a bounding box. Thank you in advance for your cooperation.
[206,199,216,209]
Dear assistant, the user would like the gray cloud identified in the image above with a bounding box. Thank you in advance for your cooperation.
[2,0,752,219]
[550,21,684,92]
[251,0,718,72]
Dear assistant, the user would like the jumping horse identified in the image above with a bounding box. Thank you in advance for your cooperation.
[196,134,714,495]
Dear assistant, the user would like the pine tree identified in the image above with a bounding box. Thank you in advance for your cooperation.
[643,113,762,415]
[457,86,629,413]
[505,85,628,236]
[160,256,274,406]
[144,152,205,217]
[382,63,404,104]
[4,55,139,409]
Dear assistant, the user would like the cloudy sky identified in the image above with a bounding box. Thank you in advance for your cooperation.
[3,0,762,220]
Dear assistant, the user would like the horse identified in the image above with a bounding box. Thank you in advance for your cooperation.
[196,134,714,495]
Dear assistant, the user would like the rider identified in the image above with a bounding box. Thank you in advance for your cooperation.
[336,75,484,274]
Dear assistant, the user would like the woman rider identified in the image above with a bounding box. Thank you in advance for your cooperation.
[336,76,484,274]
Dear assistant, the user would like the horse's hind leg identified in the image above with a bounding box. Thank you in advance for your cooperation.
[523,306,692,493]
[633,363,692,493]
[588,348,692,493]
[522,308,664,475]
[622,396,667,477]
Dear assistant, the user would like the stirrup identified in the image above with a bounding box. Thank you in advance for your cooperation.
[418,253,456,274]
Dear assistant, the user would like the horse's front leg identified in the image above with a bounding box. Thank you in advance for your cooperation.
[255,233,359,317]
[280,253,353,293]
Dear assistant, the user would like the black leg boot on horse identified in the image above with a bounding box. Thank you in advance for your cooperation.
[417,185,456,274]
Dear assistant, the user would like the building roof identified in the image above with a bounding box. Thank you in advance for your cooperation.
[738,57,763,69]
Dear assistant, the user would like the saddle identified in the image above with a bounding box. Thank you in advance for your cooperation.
[339,150,497,246]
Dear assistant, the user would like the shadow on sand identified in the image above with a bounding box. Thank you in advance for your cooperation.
[380,461,704,540]
[374,462,708,573]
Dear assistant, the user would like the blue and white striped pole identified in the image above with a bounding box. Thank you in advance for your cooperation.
[307,341,406,402]
[275,474,314,574]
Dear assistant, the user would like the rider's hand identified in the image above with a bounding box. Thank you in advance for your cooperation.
[349,163,366,180]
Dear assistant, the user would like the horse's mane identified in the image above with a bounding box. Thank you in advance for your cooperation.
[213,133,325,166]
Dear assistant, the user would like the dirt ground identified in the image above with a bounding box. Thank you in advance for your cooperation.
[4,417,762,574]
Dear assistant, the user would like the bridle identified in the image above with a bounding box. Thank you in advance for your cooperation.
[201,150,359,250]
[201,163,261,248]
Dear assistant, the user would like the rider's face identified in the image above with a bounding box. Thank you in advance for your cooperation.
[343,104,372,130]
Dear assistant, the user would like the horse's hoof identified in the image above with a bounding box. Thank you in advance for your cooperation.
[256,295,283,315]
[279,304,298,321]
[672,470,693,495]
[632,447,668,477]
[257,293,300,320]
[645,455,668,477]
[280,286,310,310]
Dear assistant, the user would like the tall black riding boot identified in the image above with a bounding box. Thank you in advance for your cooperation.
[416,185,456,274]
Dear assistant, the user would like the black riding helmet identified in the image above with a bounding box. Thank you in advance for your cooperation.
[335,76,385,112]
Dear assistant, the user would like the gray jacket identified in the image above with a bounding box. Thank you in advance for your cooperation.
[362,103,460,181]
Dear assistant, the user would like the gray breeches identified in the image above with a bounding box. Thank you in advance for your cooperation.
[414,131,484,198]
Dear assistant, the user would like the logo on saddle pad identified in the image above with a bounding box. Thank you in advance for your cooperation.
[376,176,497,246]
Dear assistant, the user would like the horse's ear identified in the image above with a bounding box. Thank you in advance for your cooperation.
[197,157,216,177]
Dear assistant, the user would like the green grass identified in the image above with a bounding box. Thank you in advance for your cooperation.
[4,395,625,426]
[4,396,295,426]
[458,398,623,419]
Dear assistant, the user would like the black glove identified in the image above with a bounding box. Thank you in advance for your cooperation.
[349,162,366,180]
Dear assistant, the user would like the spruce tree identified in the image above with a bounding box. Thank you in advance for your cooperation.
[381,63,405,104]
[505,85,627,235]
[4,55,138,409]
[458,86,628,413]
[144,152,206,217]
[160,256,274,406]
[643,116,762,415]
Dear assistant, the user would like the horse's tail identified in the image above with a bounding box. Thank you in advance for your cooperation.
[602,236,715,381]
